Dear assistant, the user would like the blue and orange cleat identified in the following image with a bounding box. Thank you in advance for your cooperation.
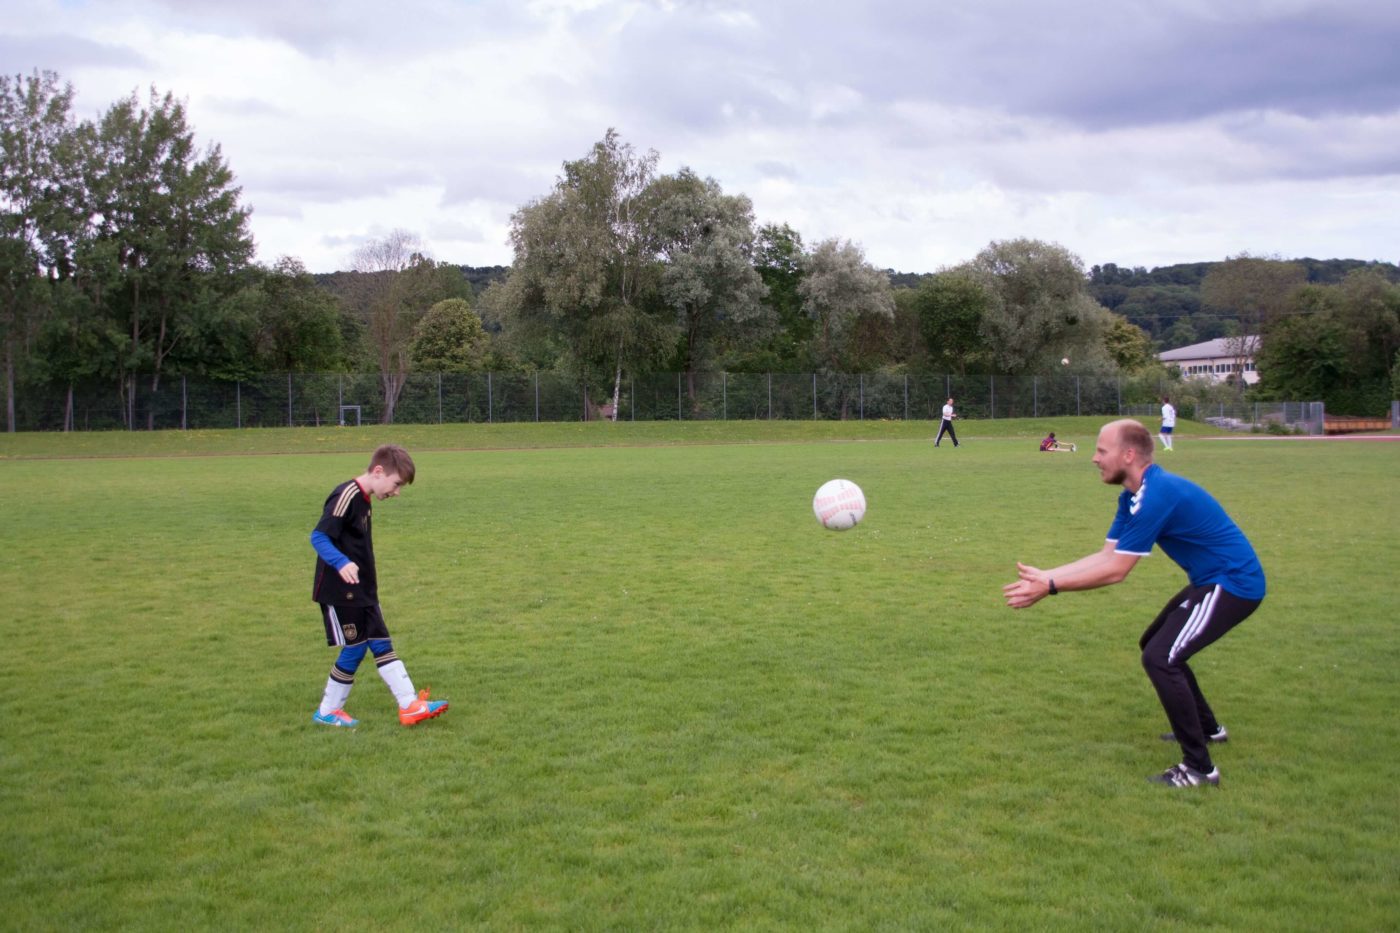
[399,688,449,726]
[313,708,359,728]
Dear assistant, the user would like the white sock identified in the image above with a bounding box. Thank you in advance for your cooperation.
[319,677,353,716]
[377,659,417,708]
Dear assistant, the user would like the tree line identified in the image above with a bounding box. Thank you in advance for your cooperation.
[4,69,1397,430]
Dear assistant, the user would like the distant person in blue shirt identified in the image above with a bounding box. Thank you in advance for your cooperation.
[1003,419,1265,788]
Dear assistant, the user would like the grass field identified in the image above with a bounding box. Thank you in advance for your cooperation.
[3,420,1398,929]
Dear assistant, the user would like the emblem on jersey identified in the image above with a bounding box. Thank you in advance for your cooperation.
[1130,480,1147,516]
[343,623,358,642]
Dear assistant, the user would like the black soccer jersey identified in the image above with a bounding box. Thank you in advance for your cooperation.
[312,479,379,606]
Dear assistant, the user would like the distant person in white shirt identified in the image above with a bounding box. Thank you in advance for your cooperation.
[935,397,960,448]
[1159,397,1176,451]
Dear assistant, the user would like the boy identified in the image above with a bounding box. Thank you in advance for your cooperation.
[310,444,448,728]
[1040,432,1076,452]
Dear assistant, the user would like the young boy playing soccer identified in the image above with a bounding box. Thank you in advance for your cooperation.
[310,444,448,728]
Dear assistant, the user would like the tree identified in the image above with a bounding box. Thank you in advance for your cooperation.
[730,222,808,371]
[649,168,769,410]
[1253,312,1348,402]
[909,270,988,374]
[411,297,488,373]
[79,86,253,427]
[1253,271,1400,413]
[798,238,894,372]
[507,129,675,418]
[1201,254,1306,393]
[1332,268,1400,396]
[1102,316,1158,372]
[0,69,78,431]
[220,257,346,376]
[345,230,451,423]
[964,238,1106,375]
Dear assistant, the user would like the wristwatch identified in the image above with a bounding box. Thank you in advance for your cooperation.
[1047,578,1058,596]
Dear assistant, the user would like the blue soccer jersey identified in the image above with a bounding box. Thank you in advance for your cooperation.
[1107,463,1266,600]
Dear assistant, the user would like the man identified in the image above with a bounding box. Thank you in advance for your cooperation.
[1159,396,1176,451]
[934,397,959,448]
[1003,420,1265,787]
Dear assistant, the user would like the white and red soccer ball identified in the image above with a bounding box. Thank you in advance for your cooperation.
[812,479,866,531]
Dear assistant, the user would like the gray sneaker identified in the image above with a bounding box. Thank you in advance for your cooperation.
[1160,725,1228,744]
[1149,763,1220,787]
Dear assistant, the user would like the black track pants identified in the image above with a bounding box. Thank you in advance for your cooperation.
[1140,583,1262,772]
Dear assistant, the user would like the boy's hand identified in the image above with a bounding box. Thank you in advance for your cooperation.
[339,562,360,584]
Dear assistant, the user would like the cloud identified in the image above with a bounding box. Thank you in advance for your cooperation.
[11,0,1397,274]
[0,32,149,74]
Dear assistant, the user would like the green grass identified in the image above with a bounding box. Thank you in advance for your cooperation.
[3,422,1397,929]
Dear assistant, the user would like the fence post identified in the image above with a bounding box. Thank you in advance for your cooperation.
[812,373,817,420]
[437,373,443,424]
[287,373,293,428]
[677,372,682,421]
[182,375,187,430]
[534,373,540,422]
[1033,377,1038,418]
[1076,376,1081,417]
[859,374,864,420]
[723,371,727,421]
[488,372,494,424]
[236,380,242,429]
[990,375,995,419]
[768,373,772,421]
[904,374,909,421]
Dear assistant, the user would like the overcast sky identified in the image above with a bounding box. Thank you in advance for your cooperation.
[5,0,1398,274]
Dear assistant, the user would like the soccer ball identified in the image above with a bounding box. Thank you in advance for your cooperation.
[1061,357,1070,366]
[813,479,866,531]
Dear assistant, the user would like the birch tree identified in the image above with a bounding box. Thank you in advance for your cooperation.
[507,129,674,419]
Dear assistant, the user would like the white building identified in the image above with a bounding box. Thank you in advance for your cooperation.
[1158,336,1261,385]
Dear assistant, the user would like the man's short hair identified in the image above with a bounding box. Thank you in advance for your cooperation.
[369,444,416,484]
[1115,421,1155,460]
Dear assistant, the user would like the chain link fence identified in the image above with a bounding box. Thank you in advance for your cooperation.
[8,371,1331,433]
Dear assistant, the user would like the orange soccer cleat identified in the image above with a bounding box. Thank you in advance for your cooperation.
[399,689,449,726]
